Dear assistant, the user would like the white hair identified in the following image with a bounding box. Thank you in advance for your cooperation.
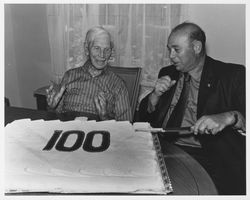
[84,26,114,49]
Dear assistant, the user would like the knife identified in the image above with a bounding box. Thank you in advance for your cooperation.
[135,127,193,136]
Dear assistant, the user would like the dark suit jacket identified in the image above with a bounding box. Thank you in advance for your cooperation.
[138,56,246,194]
[139,56,245,127]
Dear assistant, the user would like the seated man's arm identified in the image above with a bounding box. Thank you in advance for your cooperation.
[232,111,246,134]
[46,83,65,111]
[137,75,176,122]
[94,92,113,121]
[94,83,132,122]
[192,66,245,136]
[114,86,132,122]
[148,76,176,112]
[232,66,246,134]
[191,111,245,135]
[46,71,69,112]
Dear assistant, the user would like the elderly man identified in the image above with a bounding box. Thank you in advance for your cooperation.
[138,22,245,194]
[46,26,132,121]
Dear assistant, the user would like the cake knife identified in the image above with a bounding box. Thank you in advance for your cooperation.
[135,127,193,136]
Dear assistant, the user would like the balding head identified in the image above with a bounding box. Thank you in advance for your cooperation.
[170,22,206,56]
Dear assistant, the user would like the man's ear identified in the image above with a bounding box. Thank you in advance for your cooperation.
[192,40,202,54]
[84,42,89,56]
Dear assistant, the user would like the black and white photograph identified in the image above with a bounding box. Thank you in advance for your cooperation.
[2,1,248,199]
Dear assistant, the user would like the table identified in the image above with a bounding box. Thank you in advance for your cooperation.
[162,140,217,194]
[4,106,218,195]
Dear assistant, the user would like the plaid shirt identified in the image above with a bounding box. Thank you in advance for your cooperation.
[56,60,132,121]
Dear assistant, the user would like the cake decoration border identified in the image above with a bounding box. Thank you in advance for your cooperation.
[152,133,173,194]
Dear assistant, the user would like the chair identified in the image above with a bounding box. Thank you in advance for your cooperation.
[109,66,141,119]
[33,86,50,110]
[5,97,10,107]
[33,66,141,120]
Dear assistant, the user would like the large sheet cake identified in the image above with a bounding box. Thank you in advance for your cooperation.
[5,119,172,194]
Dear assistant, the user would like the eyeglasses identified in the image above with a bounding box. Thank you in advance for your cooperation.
[91,46,112,58]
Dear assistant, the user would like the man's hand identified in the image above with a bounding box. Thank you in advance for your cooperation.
[153,75,176,97]
[148,76,176,110]
[191,112,237,135]
[94,92,108,120]
[46,82,66,109]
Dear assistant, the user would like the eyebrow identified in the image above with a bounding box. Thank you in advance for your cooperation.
[167,44,179,49]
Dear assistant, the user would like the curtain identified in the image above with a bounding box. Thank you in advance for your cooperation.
[47,4,186,105]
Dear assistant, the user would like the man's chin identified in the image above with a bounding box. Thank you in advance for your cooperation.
[175,65,185,72]
[93,62,107,70]
[175,64,181,70]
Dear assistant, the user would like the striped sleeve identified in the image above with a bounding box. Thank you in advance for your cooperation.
[55,70,70,113]
[114,82,132,122]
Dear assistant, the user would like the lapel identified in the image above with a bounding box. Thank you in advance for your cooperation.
[197,56,218,118]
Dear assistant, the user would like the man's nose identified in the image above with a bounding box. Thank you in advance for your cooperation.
[169,49,176,59]
[99,49,105,58]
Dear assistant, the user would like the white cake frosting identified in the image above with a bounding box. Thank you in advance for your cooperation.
[5,119,171,194]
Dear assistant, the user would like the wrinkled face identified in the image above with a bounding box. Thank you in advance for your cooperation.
[88,32,112,70]
[167,32,197,72]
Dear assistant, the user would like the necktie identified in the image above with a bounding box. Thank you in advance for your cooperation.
[166,73,191,127]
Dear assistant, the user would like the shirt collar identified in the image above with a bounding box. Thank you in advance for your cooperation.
[84,60,108,78]
[187,59,205,81]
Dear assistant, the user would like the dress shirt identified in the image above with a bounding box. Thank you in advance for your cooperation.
[176,65,203,147]
[162,64,203,147]
[56,60,132,121]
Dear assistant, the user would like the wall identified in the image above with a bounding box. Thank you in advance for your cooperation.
[185,4,245,65]
[5,4,52,109]
[4,4,245,109]
[5,5,21,107]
